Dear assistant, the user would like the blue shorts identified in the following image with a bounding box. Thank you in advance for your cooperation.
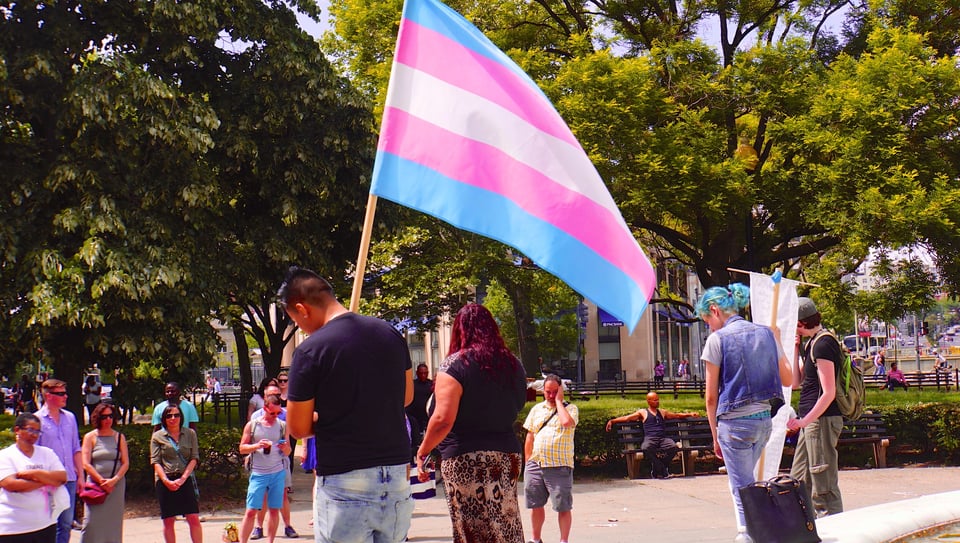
[246,469,286,510]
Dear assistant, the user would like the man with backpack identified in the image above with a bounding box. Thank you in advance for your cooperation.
[787,297,844,517]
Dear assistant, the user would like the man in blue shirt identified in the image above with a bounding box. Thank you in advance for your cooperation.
[36,378,83,543]
[151,382,199,431]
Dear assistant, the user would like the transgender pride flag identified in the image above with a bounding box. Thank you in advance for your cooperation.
[370,0,656,330]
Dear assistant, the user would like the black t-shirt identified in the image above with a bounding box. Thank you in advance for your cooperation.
[287,313,412,476]
[436,350,527,460]
[406,378,433,427]
[797,330,843,418]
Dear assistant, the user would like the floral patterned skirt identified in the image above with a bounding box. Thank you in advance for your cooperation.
[440,451,524,543]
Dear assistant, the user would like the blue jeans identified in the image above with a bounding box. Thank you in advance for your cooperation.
[55,480,76,543]
[717,417,772,528]
[313,465,412,543]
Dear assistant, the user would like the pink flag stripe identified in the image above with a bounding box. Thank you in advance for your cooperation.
[394,19,579,148]
[379,107,656,289]
[383,64,625,214]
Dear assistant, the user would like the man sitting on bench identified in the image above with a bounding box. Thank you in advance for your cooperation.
[886,362,909,391]
[605,392,699,478]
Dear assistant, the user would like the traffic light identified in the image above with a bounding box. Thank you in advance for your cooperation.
[921,321,929,336]
[576,303,588,328]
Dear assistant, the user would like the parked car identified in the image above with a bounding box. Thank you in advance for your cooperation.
[1,387,16,411]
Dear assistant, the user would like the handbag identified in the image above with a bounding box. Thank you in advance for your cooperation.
[79,433,123,506]
[78,480,108,505]
[739,475,820,543]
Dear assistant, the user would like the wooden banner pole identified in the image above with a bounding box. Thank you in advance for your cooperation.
[349,194,379,313]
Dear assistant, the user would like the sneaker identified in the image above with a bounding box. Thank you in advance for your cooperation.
[733,531,753,543]
[284,526,299,538]
[250,527,264,540]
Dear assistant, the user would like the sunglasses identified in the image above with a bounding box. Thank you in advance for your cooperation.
[164,413,182,419]
[20,428,42,436]
[101,413,114,419]
[48,391,68,397]
[277,378,288,383]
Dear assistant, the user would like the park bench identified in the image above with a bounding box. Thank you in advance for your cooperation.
[572,379,705,400]
[783,412,894,469]
[187,390,252,428]
[837,412,895,468]
[615,416,714,478]
[862,371,953,391]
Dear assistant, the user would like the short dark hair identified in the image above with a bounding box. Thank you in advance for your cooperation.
[15,413,40,429]
[277,266,333,309]
[544,374,562,386]
[798,313,822,328]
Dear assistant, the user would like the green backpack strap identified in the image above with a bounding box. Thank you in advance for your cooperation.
[808,329,848,391]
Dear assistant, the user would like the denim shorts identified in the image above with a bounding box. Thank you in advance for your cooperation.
[246,469,286,510]
[313,464,413,543]
[523,461,573,512]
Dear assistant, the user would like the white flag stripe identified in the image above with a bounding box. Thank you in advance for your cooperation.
[749,272,799,482]
[385,63,629,226]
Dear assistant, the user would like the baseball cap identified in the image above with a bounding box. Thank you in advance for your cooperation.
[798,297,819,320]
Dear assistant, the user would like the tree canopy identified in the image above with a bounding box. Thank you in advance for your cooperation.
[1,0,376,404]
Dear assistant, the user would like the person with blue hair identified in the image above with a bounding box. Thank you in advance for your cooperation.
[696,283,793,543]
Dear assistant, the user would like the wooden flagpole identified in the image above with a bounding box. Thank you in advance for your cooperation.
[349,194,379,313]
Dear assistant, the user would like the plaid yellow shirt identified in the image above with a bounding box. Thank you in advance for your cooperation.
[523,401,578,468]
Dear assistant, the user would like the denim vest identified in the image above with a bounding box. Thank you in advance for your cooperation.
[713,315,783,417]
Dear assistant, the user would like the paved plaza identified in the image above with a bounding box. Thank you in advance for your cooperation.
[77,465,960,543]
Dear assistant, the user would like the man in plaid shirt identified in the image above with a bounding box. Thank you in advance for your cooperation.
[523,374,578,543]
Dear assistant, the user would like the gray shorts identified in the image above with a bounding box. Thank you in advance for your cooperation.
[524,461,573,512]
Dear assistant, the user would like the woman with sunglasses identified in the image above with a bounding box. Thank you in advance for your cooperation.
[80,403,129,543]
[151,405,201,543]
[0,413,69,542]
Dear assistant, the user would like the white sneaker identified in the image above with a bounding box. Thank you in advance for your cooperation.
[733,532,753,543]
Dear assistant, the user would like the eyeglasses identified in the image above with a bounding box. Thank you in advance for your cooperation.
[20,428,42,436]
[164,413,182,419]
[277,378,288,383]
[101,413,114,419]
[48,391,68,397]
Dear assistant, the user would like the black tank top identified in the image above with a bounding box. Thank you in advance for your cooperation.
[643,409,665,438]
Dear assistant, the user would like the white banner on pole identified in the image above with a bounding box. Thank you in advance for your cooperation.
[749,272,799,480]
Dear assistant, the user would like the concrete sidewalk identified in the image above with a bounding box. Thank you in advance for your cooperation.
[83,465,960,543]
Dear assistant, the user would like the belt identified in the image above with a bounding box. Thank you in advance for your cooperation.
[734,410,770,420]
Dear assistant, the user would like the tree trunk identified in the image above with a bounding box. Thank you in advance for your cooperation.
[501,277,540,377]
[234,321,252,396]
[46,330,86,422]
